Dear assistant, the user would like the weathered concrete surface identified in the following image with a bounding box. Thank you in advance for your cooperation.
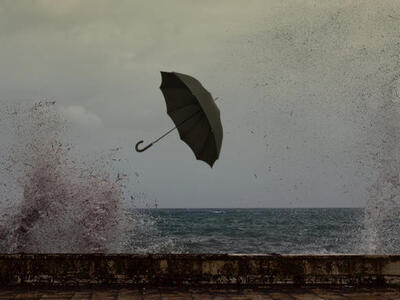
[1,287,400,299]
[0,254,400,287]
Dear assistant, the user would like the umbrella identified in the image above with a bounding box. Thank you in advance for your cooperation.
[135,71,223,167]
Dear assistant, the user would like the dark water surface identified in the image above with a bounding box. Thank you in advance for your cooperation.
[128,208,364,254]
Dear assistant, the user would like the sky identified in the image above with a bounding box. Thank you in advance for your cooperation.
[1,0,400,208]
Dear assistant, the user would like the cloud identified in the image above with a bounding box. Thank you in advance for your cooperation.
[60,105,102,127]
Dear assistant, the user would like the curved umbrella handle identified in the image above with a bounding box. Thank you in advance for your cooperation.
[135,140,153,152]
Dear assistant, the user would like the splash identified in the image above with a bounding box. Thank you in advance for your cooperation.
[0,101,176,253]
[362,75,400,253]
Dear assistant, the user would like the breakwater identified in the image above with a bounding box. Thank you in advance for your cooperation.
[0,254,399,287]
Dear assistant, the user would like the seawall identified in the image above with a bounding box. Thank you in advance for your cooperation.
[0,254,399,287]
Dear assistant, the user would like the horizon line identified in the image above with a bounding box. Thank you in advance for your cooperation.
[132,206,364,209]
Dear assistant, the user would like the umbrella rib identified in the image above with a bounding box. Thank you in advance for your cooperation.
[180,114,205,139]
[197,129,212,159]
[151,109,204,146]
[168,103,198,114]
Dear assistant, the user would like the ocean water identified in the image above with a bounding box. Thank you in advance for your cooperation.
[128,208,365,254]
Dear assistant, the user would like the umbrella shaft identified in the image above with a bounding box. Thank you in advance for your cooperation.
[152,97,219,145]
[152,109,203,145]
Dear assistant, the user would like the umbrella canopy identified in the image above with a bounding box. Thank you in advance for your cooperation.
[135,71,223,167]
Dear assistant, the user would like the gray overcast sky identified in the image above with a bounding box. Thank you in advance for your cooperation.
[1,0,400,208]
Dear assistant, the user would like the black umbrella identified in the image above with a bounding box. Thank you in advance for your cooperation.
[135,71,223,167]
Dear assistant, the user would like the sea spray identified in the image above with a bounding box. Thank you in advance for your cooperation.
[362,76,400,253]
[0,101,177,253]
[237,4,400,253]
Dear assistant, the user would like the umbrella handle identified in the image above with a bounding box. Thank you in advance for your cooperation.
[135,140,153,152]
[135,109,203,153]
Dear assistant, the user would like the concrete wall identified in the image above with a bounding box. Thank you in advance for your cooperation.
[0,254,400,287]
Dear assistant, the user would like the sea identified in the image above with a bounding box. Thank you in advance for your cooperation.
[128,208,365,254]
